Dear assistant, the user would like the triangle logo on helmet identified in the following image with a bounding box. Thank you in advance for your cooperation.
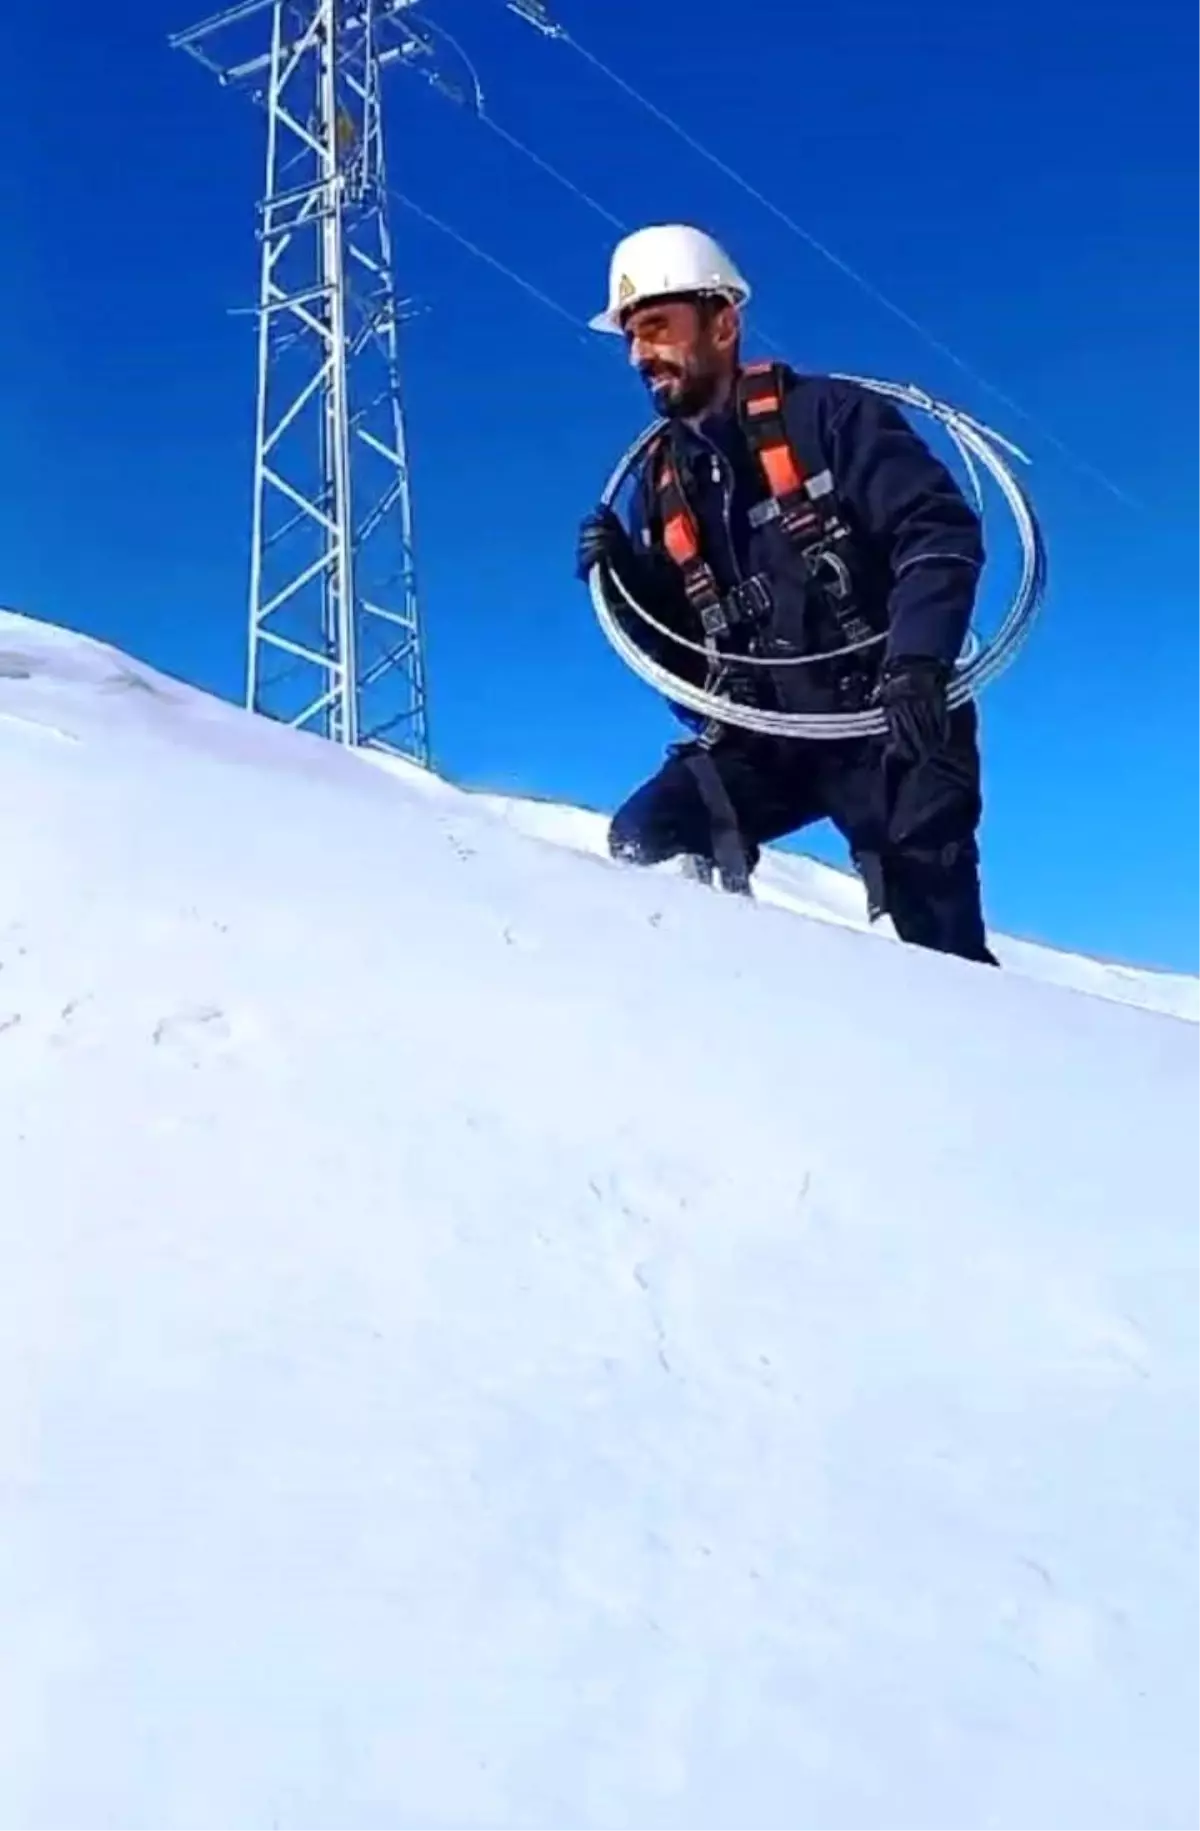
[617,272,637,304]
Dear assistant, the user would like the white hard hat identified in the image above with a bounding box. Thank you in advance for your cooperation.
[589,224,752,333]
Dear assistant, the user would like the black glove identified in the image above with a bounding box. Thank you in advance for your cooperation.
[875,656,951,764]
[575,505,636,584]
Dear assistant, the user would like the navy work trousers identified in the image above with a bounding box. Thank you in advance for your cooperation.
[608,706,996,965]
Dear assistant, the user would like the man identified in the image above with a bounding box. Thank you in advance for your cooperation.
[576,223,998,965]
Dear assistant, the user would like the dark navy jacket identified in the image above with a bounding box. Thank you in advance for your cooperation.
[622,370,984,722]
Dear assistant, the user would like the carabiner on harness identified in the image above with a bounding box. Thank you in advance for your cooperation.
[806,546,852,602]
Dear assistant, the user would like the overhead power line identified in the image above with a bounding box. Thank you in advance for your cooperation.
[501,2,1141,511]
[413,14,627,232]
[392,189,599,338]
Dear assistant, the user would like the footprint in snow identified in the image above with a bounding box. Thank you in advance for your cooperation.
[152,1004,235,1067]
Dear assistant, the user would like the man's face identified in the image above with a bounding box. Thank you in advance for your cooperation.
[622,296,738,417]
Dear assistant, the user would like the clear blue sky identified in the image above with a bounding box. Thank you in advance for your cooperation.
[4,0,1196,971]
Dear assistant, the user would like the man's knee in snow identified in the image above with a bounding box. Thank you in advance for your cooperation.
[608,820,653,865]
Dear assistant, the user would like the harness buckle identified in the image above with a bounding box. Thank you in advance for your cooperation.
[723,573,774,628]
[698,574,774,640]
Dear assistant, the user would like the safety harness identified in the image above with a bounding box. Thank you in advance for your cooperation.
[649,361,881,894]
[653,359,878,684]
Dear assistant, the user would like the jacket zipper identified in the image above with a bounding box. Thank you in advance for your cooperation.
[692,431,742,588]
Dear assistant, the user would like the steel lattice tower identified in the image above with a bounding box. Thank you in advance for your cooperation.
[172,0,435,757]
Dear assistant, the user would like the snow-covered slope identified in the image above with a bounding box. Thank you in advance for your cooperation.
[439,778,1198,1023]
[1,610,1196,1831]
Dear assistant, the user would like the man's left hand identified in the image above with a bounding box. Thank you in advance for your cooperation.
[876,657,951,764]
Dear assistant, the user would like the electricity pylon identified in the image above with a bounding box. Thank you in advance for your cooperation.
[171,0,438,757]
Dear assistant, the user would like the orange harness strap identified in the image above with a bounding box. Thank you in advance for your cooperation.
[650,360,873,652]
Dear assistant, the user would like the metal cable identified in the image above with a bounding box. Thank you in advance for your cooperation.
[391,189,593,333]
[588,377,1047,741]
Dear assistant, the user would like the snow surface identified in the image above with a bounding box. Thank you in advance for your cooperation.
[0,608,1196,1831]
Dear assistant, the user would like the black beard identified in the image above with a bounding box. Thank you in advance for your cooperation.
[640,365,719,420]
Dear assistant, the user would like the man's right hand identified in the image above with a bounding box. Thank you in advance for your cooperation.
[575,506,636,584]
